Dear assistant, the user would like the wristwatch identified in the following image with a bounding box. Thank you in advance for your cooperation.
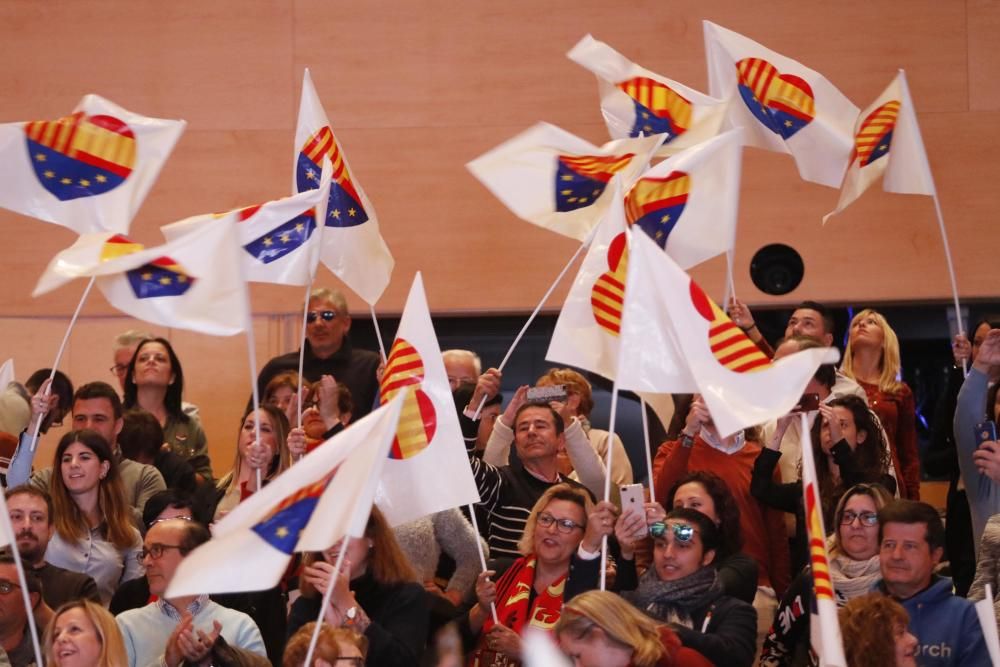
[680,432,696,448]
[342,605,359,627]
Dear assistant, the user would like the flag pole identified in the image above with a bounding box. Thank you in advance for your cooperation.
[599,383,619,591]
[722,248,736,307]
[1,503,44,667]
[466,502,500,624]
[931,192,968,375]
[29,276,96,452]
[470,239,588,420]
[243,289,263,492]
[303,541,350,667]
[369,305,388,364]
[640,397,655,504]
[297,280,313,432]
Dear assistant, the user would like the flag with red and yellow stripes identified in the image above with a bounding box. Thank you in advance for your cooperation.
[0,94,185,234]
[374,272,480,526]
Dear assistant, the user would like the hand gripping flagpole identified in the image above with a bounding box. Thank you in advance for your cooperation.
[303,539,350,667]
[599,383,619,591]
[930,192,968,376]
[29,276,97,452]
[466,498,500,624]
[470,239,590,420]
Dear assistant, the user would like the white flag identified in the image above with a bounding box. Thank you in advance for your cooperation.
[295,69,393,304]
[374,273,481,525]
[0,95,185,234]
[704,21,858,188]
[166,392,406,597]
[466,122,665,241]
[567,34,727,155]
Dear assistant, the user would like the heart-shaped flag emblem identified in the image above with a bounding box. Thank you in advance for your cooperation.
[591,232,628,336]
[624,171,690,250]
[736,58,815,139]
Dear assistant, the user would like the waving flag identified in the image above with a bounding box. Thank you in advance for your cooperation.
[34,215,248,336]
[703,21,857,188]
[625,129,742,268]
[165,392,406,596]
[375,272,480,525]
[466,122,664,241]
[800,412,848,666]
[546,179,630,380]
[295,69,393,304]
[567,35,727,155]
[161,165,331,286]
[0,95,185,234]
[823,70,935,223]
[617,231,838,436]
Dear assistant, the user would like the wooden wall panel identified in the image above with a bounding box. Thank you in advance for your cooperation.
[968,0,1000,111]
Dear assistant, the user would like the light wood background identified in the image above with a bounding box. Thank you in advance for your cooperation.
[1,1,996,474]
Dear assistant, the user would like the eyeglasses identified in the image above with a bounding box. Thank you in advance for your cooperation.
[536,512,584,534]
[841,511,878,526]
[137,543,187,563]
[110,364,128,377]
[306,310,339,324]
[0,579,21,594]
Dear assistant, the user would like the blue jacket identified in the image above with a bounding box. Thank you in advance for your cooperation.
[884,576,991,667]
[954,368,1000,546]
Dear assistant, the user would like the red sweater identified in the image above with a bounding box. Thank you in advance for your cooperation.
[857,380,920,500]
[653,436,791,595]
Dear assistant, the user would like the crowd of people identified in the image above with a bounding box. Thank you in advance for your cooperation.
[0,287,998,667]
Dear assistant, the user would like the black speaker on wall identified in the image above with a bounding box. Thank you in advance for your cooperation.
[750,244,804,296]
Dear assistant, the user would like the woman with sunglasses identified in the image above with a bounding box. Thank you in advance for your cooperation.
[614,507,757,667]
[123,337,212,482]
[465,484,614,666]
[44,429,143,605]
[759,483,895,666]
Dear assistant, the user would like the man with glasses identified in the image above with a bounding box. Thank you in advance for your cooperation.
[116,519,266,667]
[252,287,381,420]
[876,499,990,666]
[6,486,99,614]
[0,550,41,667]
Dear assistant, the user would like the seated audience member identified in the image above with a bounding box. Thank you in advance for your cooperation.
[752,396,895,569]
[6,486,100,612]
[213,405,293,521]
[288,507,428,667]
[955,327,1000,545]
[253,287,380,420]
[841,309,920,500]
[925,316,1000,596]
[555,589,712,667]
[653,395,787,648]
[876,499,990,666]
[464,485,611,666]
[116,519,266,667]
[461,370,600,559]
[3,370,73,487]
[44,430,143,605]
[0,382,31,484]
[727,299,842,360]
[484,368,633,497]
[282,623,367,667]
[264,371,302,427]
[298,376,354,454]
[970,513,1000,635]
[118,409,196,494]
[614,507,757,667]
[10,382,167,527]
[838,593,918,667]
[668,472,758,603]
[45,599,128,667]
[112,330,202,419]
[760,482,894,666]
[443,349,481,391]
[0,550,42,667]
[124,337,212,481]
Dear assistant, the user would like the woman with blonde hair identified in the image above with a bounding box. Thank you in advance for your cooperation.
[555,590,711,666]
[838,593,918,667]
[45,599,128,667]
[213,404,293,520]
[841,308,920,499]
[282,622,369,666]
[45,430,143,604]
[288,506,427,666]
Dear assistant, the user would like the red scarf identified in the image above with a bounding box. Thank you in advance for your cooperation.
[468,555,568,667]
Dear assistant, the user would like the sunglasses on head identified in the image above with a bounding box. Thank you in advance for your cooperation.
[651,522,695,543]
[306,310,338,324]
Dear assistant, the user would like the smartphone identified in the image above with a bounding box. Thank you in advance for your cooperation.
[792,393,821,413]
[619,483,647,538]
[975,421,998,447]
[526,384,568,404]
